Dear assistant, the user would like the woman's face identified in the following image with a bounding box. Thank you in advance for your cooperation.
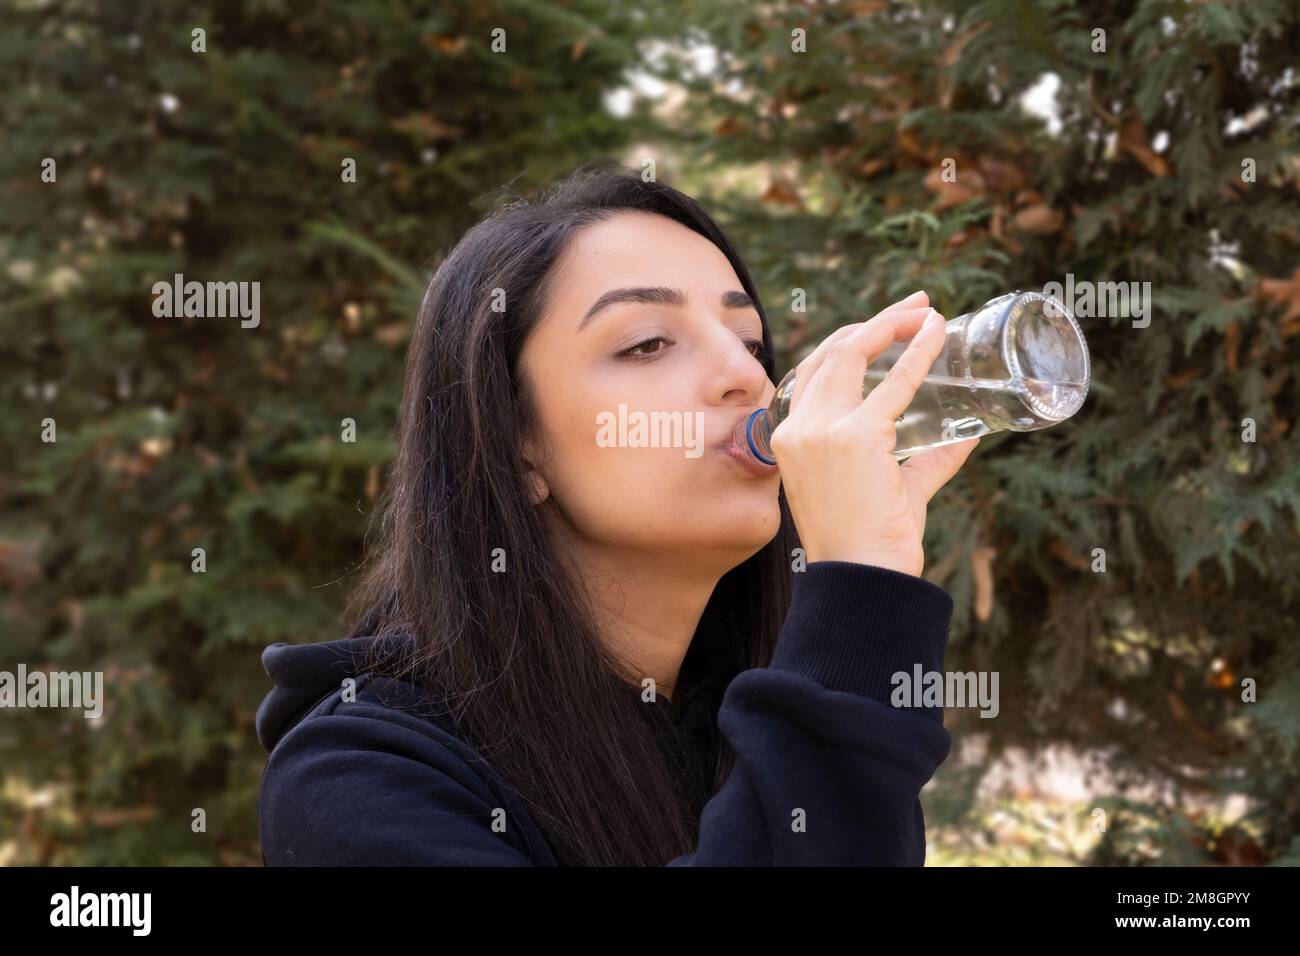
[518,210,782,570]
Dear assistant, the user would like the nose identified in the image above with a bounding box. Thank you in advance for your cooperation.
[702,325,773,408]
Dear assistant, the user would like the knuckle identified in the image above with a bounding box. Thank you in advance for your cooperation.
[824,420,856,445]
[870,416,899,445]
[883,361,915,385]
[894,355,925,383]
[769,426,797,455]
[799,420,854,454]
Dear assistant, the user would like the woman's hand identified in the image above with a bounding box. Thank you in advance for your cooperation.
[769,291,980,578]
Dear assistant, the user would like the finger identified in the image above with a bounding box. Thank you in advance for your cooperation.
[797,305,939,424]
[901,436,980,502]
[787,290,929,416]
[850,308,947,425]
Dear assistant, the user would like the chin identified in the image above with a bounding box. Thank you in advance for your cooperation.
[693,507,782,559]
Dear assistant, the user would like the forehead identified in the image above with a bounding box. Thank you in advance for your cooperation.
[551,211,739,298]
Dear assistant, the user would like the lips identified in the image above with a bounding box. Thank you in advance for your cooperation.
[718,415,779,478]
[723,441,779,478]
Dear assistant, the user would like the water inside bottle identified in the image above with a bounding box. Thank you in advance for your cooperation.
[861,369,1088,458]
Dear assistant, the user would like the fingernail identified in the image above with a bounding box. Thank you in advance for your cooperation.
[922,309,942,332]
[904,290,926,303]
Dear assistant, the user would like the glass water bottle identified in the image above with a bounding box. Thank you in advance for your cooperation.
[735,291,1091,464]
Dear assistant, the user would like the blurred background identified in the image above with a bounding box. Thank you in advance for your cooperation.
[2,0,1298,866]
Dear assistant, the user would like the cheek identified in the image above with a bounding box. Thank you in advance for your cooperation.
[539,375,690,512]
[552,433,700,541]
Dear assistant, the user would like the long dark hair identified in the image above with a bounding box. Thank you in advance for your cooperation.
[344,162,798,865]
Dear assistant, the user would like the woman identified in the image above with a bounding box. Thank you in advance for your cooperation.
[256,163,978,866]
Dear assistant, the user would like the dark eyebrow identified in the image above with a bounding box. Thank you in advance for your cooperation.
[577,287,757,332]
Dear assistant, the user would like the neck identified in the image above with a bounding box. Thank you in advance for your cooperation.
[557,538,728,703]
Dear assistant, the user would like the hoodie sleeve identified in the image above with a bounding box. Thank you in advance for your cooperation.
[259,560,953,866]
[669,560,954,865]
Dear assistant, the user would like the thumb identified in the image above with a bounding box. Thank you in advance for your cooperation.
[900,436,980,502]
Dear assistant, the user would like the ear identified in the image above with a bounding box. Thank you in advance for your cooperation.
[520,434,550,506]
[523,463,550,506]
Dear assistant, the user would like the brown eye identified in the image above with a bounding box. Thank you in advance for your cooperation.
[744,338,766,359]
[620,336,668,358]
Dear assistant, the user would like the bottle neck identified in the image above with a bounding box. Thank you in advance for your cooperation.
[744,408,777,465]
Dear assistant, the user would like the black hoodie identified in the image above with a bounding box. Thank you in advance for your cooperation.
[256,560,955,865]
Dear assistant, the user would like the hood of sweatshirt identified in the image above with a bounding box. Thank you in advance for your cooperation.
[256,633,407,752]
[255,633,718,756]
